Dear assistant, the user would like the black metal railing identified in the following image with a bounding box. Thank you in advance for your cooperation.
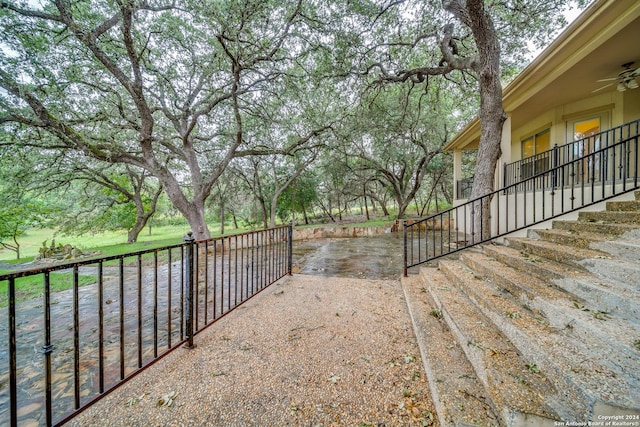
[0,224,292,426]
[404,129,639,274]
[504,119,640,190]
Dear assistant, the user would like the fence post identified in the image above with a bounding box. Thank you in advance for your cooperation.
[503,162,507,189]
[183,232,196,349]
[288,221,293,275]
[552,144,559,189]
[9,278,17,427]
[403,220,408,277]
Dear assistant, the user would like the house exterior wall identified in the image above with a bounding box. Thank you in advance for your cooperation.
[451,89,638,204]
[625,90,640,123]
[507,91,630,165]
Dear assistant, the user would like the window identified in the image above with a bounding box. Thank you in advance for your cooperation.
[520,129,551,178]
[521,129,550,158]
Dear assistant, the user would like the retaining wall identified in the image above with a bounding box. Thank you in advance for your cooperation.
[292,225,392,240]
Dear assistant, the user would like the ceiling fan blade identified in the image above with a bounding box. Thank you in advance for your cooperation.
[592,83,614,93]
[597,77,618,82]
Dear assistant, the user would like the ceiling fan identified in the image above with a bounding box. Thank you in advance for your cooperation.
[592,62,640,93]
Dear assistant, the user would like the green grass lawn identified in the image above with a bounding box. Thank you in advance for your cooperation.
[0,224,221,307]
[0,272,97,308]
[0,225,192,262]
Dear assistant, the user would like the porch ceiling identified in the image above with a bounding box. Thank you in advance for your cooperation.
[508,14,640,131]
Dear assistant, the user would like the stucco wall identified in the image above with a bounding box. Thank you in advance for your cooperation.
[624,89,640,123]
[508,91,627,164]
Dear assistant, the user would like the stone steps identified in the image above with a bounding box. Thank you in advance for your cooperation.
[579,257,640,291]
[529,228,610,249]
[504,236,603,269]
[401,274,499,427]
[481,243,581,282]
[448,253,640,397]
[404,190,640,424]
[606,200,640,211]
[552,219,638,236]
[421,267,559,426]
[578,210,640,224]
[590,237,640,262]
[481,243,640,323]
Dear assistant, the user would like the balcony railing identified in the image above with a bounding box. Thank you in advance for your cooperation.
[404,126,639,274]
[504,119,640,191]
[1,224,292,426]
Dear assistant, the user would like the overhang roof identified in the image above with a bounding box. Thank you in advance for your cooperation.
[444,0,640,152]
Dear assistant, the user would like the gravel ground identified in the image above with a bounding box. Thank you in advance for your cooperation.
[67,274,437,427]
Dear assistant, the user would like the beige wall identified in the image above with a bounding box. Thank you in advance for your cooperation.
[624,89,640,122]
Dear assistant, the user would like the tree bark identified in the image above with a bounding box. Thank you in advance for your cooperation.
[446,0,506,242]
[127,177,163,243]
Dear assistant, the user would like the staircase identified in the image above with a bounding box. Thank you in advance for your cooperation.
[402,191,640,426]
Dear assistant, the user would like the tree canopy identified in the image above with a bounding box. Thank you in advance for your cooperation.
[0,0,586,248]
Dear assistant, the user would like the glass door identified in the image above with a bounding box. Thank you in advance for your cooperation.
[567,114,608,184]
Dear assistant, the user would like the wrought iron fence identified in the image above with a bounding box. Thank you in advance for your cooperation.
[404,129,639,275]
[504,119,640,190]
[0,224,292,426]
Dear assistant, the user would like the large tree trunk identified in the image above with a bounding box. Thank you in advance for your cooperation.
[450,0,507,242]
[396,200,409,220]
[259,199,269,229]
[127,183,162,243]
[127,213,150,243]
[158,173,211,240]
[171,197,210,240]
[269,189,283,228]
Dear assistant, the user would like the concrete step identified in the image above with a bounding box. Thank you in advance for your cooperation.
[457,251,640,358]
[532,228,640,261]
[606,200,640,212]
[590,237,640,262]
[579,257,640,296]
[481,243,579,282]
[424,266,560,426]
[401,274,499,427]
[480,245,640,325]
[552,275,640,326]
[504,237,603,269]
[440,257,640,418]
[578,210,640,224]
[551,219,637,237]
[528,228,609,250]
